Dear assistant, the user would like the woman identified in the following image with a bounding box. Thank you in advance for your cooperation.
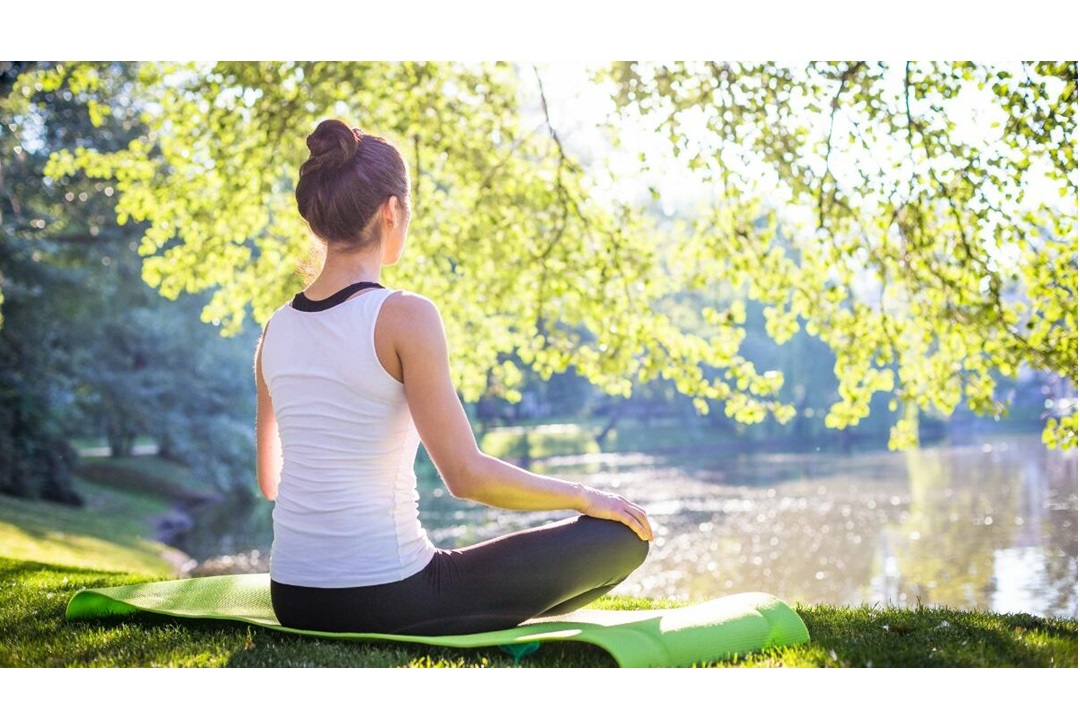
[255,119,652,635]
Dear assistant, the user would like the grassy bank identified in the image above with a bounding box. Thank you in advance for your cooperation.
[0,460,191,578]
[2,557,1075,668]
[1,456,1076,667]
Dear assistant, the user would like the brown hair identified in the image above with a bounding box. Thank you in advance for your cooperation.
[295,119,411,251]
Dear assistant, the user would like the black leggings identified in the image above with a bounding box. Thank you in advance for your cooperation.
[270,515,649,635]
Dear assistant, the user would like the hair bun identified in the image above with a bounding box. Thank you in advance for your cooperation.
[305,119,362,171]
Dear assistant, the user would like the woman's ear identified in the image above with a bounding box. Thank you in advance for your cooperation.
[385,196,401,228]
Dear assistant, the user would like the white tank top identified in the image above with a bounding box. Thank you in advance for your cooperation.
[260,287,435,588]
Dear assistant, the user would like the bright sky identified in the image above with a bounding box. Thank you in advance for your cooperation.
[9,2,1075,220]
[7,1,1080,59]
[530,59,1073,235]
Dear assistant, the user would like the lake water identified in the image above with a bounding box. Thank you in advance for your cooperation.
[182,433,1078,619]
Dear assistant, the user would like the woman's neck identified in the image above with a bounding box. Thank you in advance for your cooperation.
[306,245,383,299]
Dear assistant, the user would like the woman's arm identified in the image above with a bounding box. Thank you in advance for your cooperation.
[380,292,653,542]
[254,326,282,501]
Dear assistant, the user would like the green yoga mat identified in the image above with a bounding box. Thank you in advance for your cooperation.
[66,573,809,667]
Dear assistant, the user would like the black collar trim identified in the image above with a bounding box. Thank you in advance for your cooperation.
[291,281,384,312]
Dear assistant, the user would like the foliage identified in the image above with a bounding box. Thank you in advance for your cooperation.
[35,61,791,427]
[602,61,1077,448]
[0,60,115,503]
[0,62,257,501]
[33,61,1078,450]
[0,245,83,504]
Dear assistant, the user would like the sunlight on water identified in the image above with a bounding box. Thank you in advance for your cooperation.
[585,435,1078,618]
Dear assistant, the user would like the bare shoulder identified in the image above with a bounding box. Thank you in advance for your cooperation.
[380,290,444,332]
[377,290,448,368]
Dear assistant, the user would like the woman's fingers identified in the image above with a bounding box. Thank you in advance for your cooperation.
[583,487,654,542]
[615,498,653,542]
[626,505,654,542]
[619,497,653,540]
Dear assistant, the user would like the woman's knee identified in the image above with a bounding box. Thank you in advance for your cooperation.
[621,524,650,570]
[578,515,650,572]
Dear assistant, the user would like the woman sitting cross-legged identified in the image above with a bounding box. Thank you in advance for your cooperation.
[255,118,652,635]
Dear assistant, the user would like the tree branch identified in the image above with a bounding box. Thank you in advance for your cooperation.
[817,62,865,231]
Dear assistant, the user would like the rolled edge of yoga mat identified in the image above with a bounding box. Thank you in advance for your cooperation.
[554,592,810,667]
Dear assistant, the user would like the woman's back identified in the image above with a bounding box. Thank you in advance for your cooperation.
[260,287,435,588]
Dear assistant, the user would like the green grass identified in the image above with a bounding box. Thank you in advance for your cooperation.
[75,455,220,501]
[0,455,1076,667]
[2,557,1074,667]
[0,558,618,668]
[0,455,224,577]
[0,478,177,577]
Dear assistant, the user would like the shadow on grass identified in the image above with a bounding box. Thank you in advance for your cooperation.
[221,627,621,668]
[63,611,622,668]
[2,557,619,668]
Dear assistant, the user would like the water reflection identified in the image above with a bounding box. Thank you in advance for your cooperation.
[614,435,1076,618]
[182,434,1078,618]
[890,440,1077,617]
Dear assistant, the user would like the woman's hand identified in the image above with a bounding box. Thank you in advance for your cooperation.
[579,485,654,542]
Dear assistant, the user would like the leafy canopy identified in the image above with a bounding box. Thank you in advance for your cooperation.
[35,61,786,425]
[604,61,1077,448]
[32,61,1078,448]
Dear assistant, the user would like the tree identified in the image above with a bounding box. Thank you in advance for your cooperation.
[0,60,131,503]
[35,61,1077,451]
[602,61,1077,449]
[37,61,789,423]
[1,62,258,502]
